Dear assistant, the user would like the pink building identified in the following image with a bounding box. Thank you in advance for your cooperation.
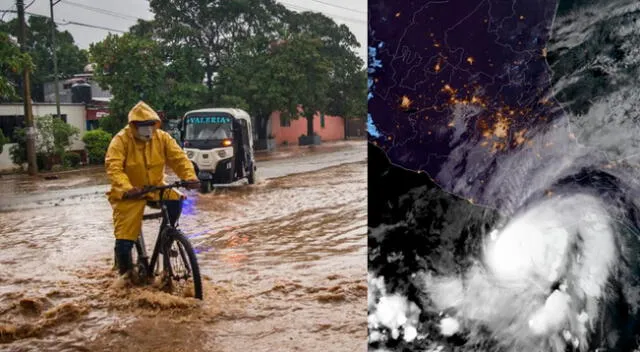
[269,111,345,145]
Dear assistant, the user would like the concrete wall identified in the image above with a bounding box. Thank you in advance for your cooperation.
[0,103,87,171]
[269,111,345,145]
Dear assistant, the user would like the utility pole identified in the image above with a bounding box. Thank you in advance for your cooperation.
[50,0,62,119]
[16,0,37,175]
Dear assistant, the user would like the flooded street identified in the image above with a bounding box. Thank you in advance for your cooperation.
[0,142,367,352]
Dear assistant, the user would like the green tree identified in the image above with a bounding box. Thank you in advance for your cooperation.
[128,19,208,119]
[213,10,364,143]
[215,35,332,140]
[162,82,208,119]
[0,32,33,101]
[332,68,367,138]
[345,69,367,118]
[91,24,210,131]
[280,36,332,139]
[148,0,289,92]
[0,17,87,101]
[82,129,112,164]
[214,39,292,141]
[90,33,166,133]
[285,11,365,120]
[217,95,250,112]
[128,19,157,39]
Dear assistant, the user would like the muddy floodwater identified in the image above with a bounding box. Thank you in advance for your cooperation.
[0,142,367,352]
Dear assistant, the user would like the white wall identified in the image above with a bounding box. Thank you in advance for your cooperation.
[0,103,87,171]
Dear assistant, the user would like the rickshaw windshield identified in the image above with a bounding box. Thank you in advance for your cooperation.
[184,115,233,141]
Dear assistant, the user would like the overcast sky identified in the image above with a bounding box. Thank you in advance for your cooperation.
[1,0,366,63]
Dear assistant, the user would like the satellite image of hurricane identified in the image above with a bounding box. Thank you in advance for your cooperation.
[368,0,640,351]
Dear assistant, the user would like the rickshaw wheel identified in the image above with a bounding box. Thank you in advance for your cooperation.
[200,180,212,193]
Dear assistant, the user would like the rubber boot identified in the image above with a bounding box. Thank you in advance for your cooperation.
[111,239,135,289]
[114,239,135,274]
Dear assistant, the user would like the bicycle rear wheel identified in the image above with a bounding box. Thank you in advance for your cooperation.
[158,229,203,299]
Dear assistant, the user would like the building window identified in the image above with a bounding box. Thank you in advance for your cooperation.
[280,116,291,127]
[320,113,325,128]
[0,115,25,142]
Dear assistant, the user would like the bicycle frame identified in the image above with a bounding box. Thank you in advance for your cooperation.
[135,188,179,281]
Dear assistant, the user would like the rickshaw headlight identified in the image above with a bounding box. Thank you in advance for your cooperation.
[217,150,227,158]
[187,150,195,159]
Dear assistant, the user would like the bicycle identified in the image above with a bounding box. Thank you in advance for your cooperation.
[122,180,203,300]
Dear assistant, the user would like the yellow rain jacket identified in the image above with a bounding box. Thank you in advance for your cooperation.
[105,101,197,241]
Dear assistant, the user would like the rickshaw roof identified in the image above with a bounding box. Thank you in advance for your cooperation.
[183,108,251,122]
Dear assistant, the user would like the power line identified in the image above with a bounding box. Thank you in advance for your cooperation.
[59,0,141,22]
[4,10,128,33]
[308,0,365,14]
[1,4,16,21]
[58,19,127,33]
[1,0,37,21]
[280,1,365,24]
[280,1,363,21]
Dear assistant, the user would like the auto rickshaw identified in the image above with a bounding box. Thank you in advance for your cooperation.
[180,108,257,193]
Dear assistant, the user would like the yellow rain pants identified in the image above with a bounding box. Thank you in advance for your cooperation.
[105,101,197,241]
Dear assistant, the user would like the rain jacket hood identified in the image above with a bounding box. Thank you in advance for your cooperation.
[128,101,162,126]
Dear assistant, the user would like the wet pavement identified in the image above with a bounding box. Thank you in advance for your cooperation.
[254,140,365,162]
[0,141,367,352]
[0,141,366,212]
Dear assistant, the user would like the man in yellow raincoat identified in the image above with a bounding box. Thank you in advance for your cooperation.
[105,101,199,282]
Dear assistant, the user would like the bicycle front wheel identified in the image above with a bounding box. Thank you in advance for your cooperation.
[160,229,203,300]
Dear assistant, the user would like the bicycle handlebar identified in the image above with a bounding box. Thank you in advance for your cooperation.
[123,180,199,199]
